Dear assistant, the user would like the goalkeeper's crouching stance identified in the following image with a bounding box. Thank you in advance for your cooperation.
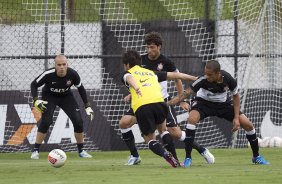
[30,54,94,159]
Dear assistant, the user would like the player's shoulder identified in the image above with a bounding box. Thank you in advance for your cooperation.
[67,67,79,75]
[220,70,234,80]
[159,54,172,63]
[191,75,206,86]
[41,67,56,76]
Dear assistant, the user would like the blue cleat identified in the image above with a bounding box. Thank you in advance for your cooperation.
[252,155,270,165]
[183,158,192,167]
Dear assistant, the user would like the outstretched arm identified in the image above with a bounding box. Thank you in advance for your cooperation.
[167,88,194,106]
[166,72,197,81]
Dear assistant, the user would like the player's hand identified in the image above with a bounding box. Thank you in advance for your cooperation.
[232,118,240,132]
[135,87,142,97]
[85,106,94,121]
[123,94,131,103]
[33,99,48,113]
[179,101,189,111]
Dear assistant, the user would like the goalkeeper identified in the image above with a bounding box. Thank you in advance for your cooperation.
[30,54,94,159]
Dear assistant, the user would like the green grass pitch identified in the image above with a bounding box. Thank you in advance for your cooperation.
[0,148,281,184]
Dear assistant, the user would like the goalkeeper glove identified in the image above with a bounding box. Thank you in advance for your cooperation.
[85,103,94,121]
[33,98,48,113]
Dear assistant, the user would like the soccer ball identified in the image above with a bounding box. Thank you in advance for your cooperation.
[48,149,67,168]
[260,137,271,148]
[269,136,282,148]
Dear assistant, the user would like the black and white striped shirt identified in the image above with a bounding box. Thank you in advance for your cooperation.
[190,70,238,103]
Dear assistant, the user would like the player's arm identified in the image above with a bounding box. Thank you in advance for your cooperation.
[124,73,142,97]
[232,93,241,132]
[166,72,197,81]
[76,84,94,121]
[30,75,48,113]
[167,71,196,110]
[73,72,94,120]
[167,88,194,106]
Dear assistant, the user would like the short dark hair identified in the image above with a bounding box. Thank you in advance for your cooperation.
[122,49,141,68]
[205,60,221,72]
[144,32,163,46]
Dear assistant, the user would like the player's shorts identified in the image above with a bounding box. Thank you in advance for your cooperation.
[164,96,178,128]
[135,102,168,136]
[124,96,178,128]
[124,107,135,116]
[190,99,243,122]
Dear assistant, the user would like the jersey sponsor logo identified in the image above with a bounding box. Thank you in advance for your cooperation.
[139,78,149,83]
[134,71,154,76]
[157,63,163,71]
[66,80,72,86]
[50,88,70,93]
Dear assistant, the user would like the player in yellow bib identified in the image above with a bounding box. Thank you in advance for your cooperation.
[121,50,196,168]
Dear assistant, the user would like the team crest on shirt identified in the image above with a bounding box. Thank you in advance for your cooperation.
[157,63,163,71]
[66,80,72,86]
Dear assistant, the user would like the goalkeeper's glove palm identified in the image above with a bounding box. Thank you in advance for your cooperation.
[33,99,48,113]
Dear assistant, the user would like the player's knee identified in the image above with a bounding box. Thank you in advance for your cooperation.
[73,119,83,133]
[242,121,254,131]
[119,115,135,129]
[38,122,51,133]
[167,127,182,139]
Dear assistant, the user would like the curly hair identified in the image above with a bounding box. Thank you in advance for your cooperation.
[144,32,163,46]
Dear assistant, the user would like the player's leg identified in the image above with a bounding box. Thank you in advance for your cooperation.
[60,94,92,158]
[166,102,213,166]
[119,110,140,165]
[135,103,180,167]
[239,114,269,165]
[181,109,200,166]
[31,95,57,159]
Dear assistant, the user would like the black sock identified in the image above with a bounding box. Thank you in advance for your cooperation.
[33,143,41,152]
[246,133,259,157]
[148,140,165,157]
[162,133,178,160]
[192,141,205,154]
[184,128,195,158]
[122,130,139,157]
[77,143,83,153]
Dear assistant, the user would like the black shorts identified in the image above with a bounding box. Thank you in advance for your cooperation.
[164,96,178,128]
[190,99,242,122]
[135,102,168,136]
[125,96,178,128]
